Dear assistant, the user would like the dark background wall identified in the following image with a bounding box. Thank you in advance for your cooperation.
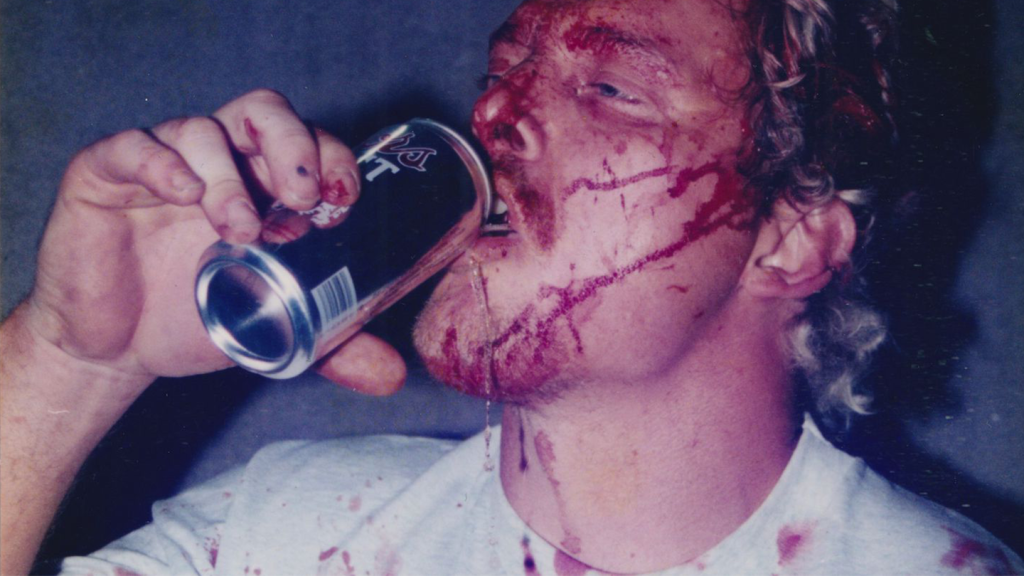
[1,0,1021,570]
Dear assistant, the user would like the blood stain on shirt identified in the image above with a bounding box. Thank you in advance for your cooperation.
[776,524,812,566]
[203,536,220,568]
[320,546,339,562]
[342,550,357,576]
[522,536,540,576]
[113,568,142,576]
[554,550,591,576]
[374,544,402,576]
[349,496,363,512]
[940,527,1013,574]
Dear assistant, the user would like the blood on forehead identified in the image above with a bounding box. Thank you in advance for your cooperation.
[493,0,749,94]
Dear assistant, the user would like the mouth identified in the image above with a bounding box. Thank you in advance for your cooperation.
[482,195,515,237]
[482,189,518,237]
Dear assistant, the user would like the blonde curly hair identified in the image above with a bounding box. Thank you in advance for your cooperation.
[738,0,899,428]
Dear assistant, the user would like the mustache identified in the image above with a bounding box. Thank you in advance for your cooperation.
[488,154,526,179]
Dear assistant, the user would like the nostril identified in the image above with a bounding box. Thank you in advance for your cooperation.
[492,123,527,152]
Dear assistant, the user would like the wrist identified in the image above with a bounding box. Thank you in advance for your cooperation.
[0,304,153,576]
[1,303,156,403]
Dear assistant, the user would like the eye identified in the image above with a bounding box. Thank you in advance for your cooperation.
[476,73,502,91]
[587,82,641,104]
[594,82,623,98]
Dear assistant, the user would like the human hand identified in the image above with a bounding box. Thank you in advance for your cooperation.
[20,88,405,394]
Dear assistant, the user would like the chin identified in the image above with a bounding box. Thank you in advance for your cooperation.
[412,279,572,404]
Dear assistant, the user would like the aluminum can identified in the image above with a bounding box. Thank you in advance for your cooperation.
[195,119,492,379]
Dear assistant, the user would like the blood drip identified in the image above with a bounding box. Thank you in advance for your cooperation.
[469,259,497,471]
[489,164,753,387]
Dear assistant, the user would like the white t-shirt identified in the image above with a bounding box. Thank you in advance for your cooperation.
[61,417,1023,575]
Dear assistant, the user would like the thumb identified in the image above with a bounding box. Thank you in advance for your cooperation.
[315,332,406,396]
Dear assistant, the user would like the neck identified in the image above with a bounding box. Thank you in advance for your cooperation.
[499,298,799,574]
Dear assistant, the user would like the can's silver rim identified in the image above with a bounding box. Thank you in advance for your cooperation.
[411,118,493,224]
[358,119,493,224]
[195,242,316,379]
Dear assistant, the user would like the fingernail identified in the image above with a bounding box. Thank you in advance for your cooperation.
[227,200,260,234]
[322,170,349,205]
[171,169,203,193]
[342,169,360,196]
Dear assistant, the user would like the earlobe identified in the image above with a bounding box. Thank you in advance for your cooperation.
[742,198,857,300]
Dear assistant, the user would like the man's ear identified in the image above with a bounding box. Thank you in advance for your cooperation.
[741,197,857,299]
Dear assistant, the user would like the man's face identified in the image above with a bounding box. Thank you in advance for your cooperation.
[414,0,759,401]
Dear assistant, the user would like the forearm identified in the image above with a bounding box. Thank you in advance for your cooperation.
[0,305,153,575]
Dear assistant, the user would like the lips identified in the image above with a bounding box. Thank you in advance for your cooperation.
[482,195,514,236]
[482,174,520,237]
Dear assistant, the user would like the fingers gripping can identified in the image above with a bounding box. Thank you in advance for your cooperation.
[195,119,491,379]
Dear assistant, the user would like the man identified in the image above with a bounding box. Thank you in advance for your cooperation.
[1,0,1020,574]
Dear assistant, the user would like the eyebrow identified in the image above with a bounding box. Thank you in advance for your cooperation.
[489,20,529,51]
[566,26,674,76]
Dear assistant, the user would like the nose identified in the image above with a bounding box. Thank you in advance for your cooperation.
[471,71,546,162]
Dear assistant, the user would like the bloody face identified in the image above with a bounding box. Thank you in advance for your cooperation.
[414,0,759,401]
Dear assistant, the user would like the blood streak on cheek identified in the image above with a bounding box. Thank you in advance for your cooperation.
[489,164,753,378]
[562,165,674,199]
[667,162,718,198]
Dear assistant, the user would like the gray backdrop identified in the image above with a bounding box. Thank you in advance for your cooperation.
[2,0,1022,569]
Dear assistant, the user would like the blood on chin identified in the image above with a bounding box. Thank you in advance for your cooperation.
[413,276,575,403]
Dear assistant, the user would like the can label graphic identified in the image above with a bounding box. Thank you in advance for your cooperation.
[195,119,492,379]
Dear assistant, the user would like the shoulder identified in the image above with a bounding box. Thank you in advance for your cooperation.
[244,434,460,487]
[793,423,1023,575]
[227,433,463,523]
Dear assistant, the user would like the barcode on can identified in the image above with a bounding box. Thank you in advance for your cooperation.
[311,267,357,335]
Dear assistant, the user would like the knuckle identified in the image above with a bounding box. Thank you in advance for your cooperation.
[170,116,222,143]
[108,128,152,153]
[151,117,188,138]
[134,144,174,181]
[246,88,287,104]
[205,176,247,198]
